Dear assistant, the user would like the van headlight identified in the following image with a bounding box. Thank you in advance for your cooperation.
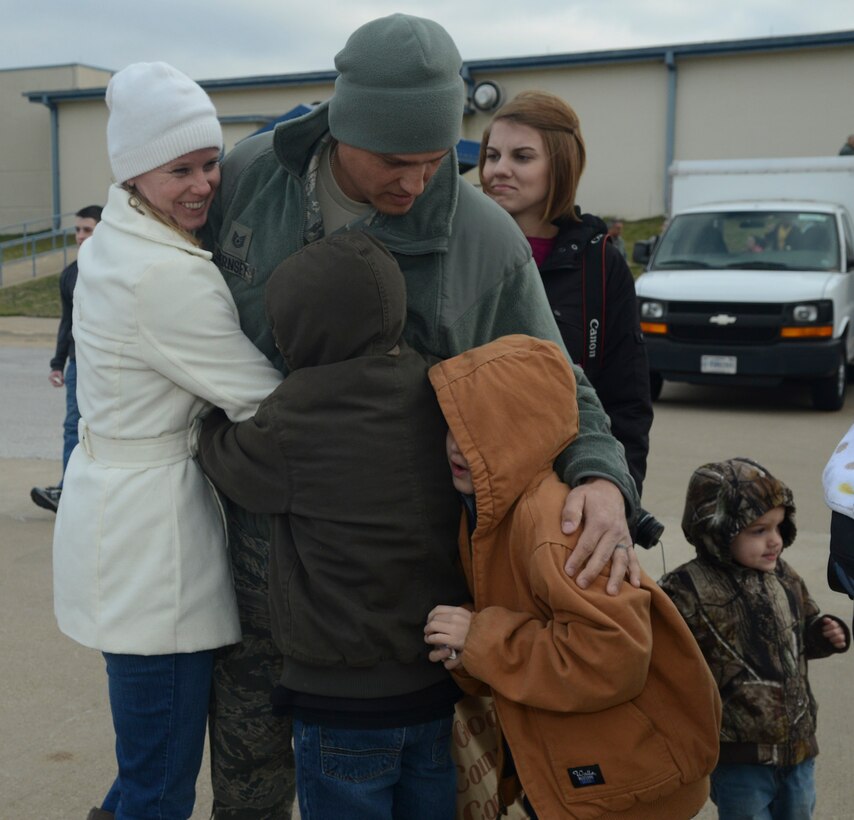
[781,300,833,339]
[640,300,665,319]
[792,305,818,322]
[787,300,832,324]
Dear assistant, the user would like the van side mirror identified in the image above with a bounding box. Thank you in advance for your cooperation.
[633,236,658,265]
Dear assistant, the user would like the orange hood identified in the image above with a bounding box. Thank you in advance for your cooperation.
[428,335,578,531]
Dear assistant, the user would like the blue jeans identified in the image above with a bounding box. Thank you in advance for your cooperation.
[100,651,214,820]
[293,716,456,820]
[710,758,816,819]
[60,358,80,482]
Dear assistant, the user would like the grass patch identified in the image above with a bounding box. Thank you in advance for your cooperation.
[1,232,74,262]
[0,273,61,317]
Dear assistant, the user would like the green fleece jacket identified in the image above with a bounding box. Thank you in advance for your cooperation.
[203,102,637,520]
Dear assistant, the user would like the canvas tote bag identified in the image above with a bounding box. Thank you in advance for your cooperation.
[452,695,528,820]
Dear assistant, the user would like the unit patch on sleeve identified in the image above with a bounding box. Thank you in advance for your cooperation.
[226,222,253,261]
[213,221,257,282]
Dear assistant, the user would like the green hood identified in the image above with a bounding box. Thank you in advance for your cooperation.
[264,231,406,370]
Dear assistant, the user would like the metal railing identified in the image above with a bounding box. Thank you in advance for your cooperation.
[0,212,78,287]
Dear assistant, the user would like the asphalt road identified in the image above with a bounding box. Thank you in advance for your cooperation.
[2,318,852,818]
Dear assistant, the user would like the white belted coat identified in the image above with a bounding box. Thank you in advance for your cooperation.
[53,184,281,655]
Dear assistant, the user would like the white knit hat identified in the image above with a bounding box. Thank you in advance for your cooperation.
[106,62,223,184]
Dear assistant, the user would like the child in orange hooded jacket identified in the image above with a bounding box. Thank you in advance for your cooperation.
[424,335,721,819]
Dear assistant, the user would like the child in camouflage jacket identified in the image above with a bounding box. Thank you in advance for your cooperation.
[660,457,849,819]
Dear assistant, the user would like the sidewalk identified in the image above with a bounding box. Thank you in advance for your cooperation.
[0,319,217,817]
[0,315,58,347]
[0,247,76,288]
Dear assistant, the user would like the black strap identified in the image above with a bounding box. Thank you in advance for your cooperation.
[580,233,609,379]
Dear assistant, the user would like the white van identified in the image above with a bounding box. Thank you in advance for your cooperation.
[633,157,854,410]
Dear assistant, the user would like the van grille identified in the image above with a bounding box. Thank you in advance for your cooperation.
[665,302,784,345]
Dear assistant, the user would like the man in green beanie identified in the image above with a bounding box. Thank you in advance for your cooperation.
[203,13,641,818]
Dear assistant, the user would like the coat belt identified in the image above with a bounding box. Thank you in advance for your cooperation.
[78,419,192,467]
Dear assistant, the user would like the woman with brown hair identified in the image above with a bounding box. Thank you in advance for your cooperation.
[479,90,653,497]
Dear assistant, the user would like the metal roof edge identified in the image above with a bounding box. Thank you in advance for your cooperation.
[24,68,339,104]
[197,69,337,90]
[464,28,854,73]
[1,61,112,75]
[24,87,106,102]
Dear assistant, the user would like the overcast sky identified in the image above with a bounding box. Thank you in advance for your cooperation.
[4,0,854,81]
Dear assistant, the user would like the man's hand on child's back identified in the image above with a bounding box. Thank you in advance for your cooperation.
[561,478,641,595]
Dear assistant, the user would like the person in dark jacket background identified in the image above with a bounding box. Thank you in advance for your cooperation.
[478,90,653,497]
[30,204,102,513]
[197,230,469,819]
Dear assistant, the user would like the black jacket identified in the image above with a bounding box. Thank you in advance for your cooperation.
[538,213,653,495]
[50,261,77,370]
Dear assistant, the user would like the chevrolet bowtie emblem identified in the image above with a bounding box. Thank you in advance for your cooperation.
[709,314,737,325]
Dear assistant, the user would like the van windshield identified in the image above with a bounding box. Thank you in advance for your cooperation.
[651,211,839,272]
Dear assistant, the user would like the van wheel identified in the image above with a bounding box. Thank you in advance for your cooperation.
[650,371,663,401]
[811,350,847,411]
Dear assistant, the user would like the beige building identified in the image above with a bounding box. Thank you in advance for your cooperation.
[0,64,111,228]
[12,29,854,224]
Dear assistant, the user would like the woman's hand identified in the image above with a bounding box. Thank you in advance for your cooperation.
[425,605,472,670]
[560,478,641,594]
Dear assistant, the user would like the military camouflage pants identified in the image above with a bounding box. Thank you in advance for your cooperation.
[209,521,295,819]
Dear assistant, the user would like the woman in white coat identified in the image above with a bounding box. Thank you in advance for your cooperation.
[52,63,281,820]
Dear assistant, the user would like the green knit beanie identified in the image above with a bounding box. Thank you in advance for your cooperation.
[329,13,465,153]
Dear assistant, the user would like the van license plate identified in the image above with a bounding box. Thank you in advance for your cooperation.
[701,355,737,375]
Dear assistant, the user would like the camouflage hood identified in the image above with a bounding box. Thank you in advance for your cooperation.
[681,457,796,564]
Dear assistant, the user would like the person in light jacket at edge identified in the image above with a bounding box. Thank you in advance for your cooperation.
[52,62,281,820]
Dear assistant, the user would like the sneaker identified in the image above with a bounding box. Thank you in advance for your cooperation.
[87,808,115,820]
[31,485,61,513]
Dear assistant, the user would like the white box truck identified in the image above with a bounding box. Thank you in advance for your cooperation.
[633,157,854,410]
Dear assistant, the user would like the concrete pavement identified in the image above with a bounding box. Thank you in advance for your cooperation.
[2,316,852,818]
[0,317,216,819]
